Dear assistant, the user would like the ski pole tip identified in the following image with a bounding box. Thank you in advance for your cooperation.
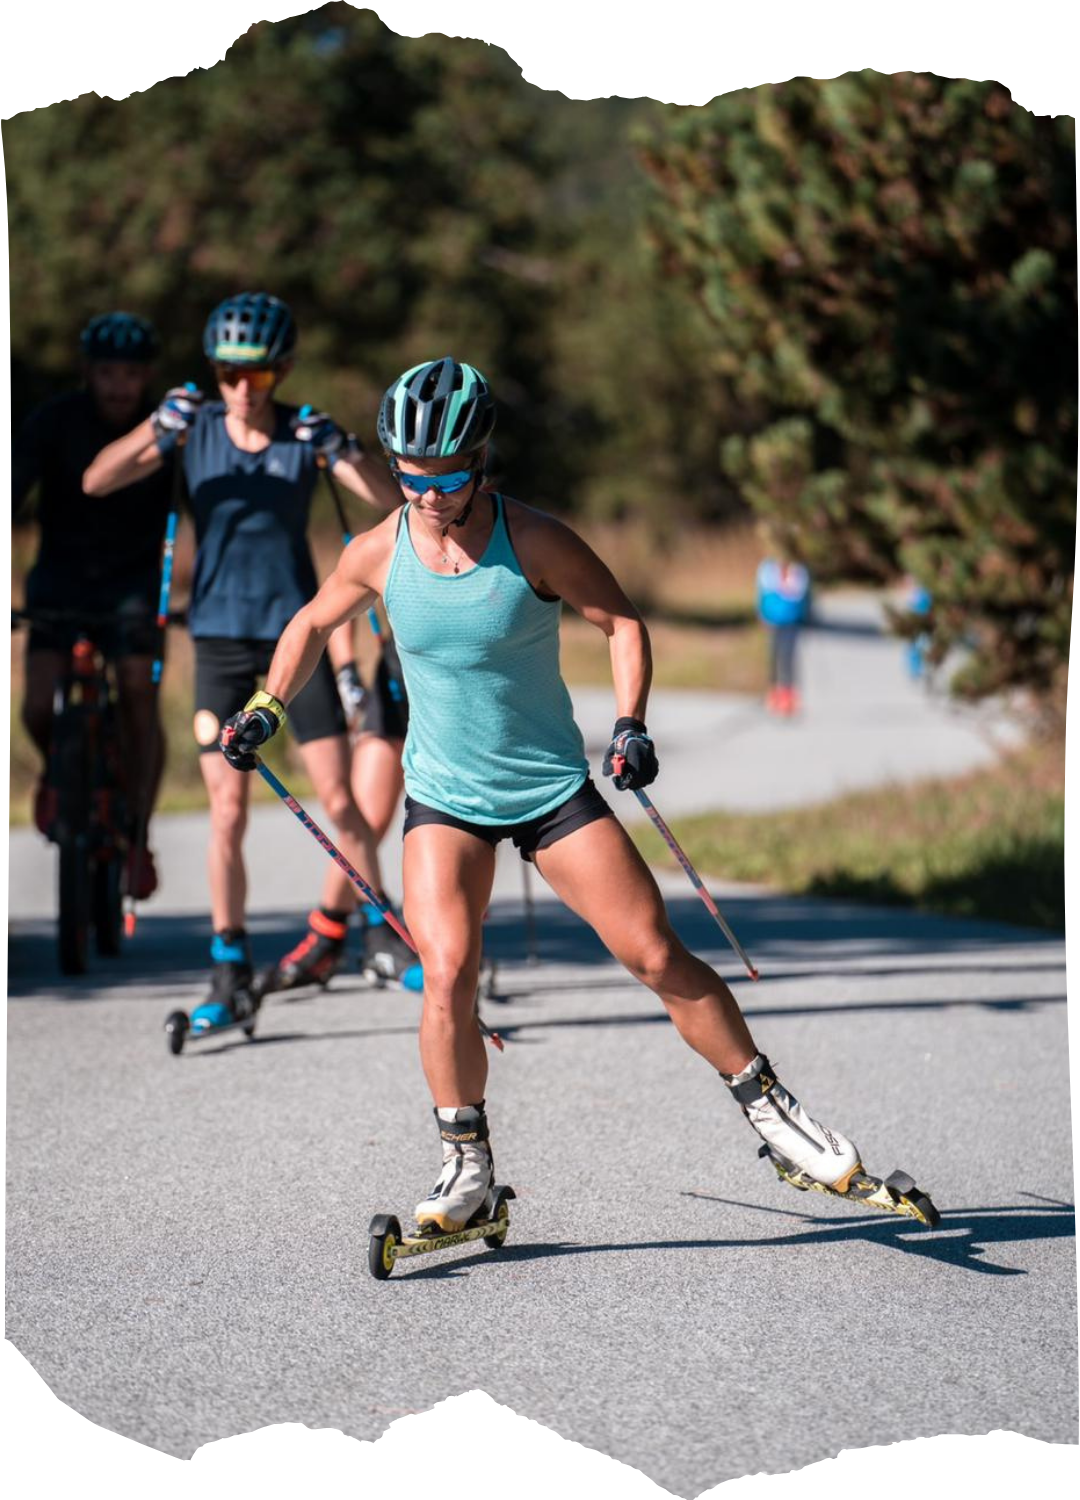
[124,911,137,939]
[749,967,760,982]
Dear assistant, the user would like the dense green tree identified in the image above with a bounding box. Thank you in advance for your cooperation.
[4,6,575,501]
[4,5,726,527]
[641,73,1076,701]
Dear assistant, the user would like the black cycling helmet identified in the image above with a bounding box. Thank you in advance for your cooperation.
[79,312,160,363]
[202,292,297,366]
[377,357,496,458]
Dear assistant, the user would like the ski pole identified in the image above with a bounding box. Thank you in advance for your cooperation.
[254,756,504,1050]
[124,427,188,937]
[612,761,760,981]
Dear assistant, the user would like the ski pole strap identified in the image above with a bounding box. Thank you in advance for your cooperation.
[243,689,288,730]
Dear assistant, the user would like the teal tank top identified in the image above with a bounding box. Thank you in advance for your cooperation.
[383,495,589,823]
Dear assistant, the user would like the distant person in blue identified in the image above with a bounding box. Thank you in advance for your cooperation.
[756,551,811,715]
[901,576,933,681]
[84,292,401,1025]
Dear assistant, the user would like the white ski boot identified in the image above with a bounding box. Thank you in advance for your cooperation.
[415,1102,496,1234]
[723,1053,860,1189]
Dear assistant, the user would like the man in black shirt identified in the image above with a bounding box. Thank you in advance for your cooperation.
[13,312,172,897]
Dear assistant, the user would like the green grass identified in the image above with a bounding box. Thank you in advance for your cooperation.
[632,740,1066,931]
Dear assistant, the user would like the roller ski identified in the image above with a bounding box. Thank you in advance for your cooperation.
[724,1054,940,1228]
[367,1103,516,1279]
[164,932,260,1055]
[254,908,349,1001]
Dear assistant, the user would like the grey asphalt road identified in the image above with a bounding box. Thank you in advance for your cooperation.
[5,593,1073,1496]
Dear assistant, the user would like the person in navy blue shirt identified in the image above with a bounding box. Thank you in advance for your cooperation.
[84,293,401,1022]
[13,312,171,898]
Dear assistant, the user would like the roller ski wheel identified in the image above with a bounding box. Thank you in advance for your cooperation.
[367,1187,516,1281]
[167,960,260,1054]
[164,1001,257,1054]
[760,1145,940,1227]
[164,1009,189,1055]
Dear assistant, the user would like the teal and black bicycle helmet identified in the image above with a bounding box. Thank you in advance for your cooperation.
[80,312,160,363]
[203,293,297,365]
[377,357,496,458]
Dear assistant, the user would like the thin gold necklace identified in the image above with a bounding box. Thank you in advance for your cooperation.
[438,495,475,573]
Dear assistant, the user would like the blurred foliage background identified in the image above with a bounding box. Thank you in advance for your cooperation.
[5,4,1076,712]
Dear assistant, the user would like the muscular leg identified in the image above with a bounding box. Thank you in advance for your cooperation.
[298,734,384,913]
[535,815,757,1075]
[351,734,405,844]
[403,824,496,1105]
[200,751,251,930]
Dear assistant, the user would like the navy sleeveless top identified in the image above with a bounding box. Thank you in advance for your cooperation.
[182,401,321,640]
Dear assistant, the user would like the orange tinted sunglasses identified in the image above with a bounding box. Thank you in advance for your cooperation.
[214,363,278,390]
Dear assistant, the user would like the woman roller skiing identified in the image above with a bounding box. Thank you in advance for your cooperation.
[220,357,938,1255]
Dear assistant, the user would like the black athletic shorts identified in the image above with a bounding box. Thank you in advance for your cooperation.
[403,776,613,862]
[26,586,160,660]
[193,637,346,754]
[361,644,409,742]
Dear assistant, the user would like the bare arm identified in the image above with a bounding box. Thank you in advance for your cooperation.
[327,620,356,672]
[264,535,382,707]
[519,505,652,721]
[83,417,166,496]
[328,448,402,513]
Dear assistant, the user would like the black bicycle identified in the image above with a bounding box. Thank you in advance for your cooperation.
[13,606,180,975]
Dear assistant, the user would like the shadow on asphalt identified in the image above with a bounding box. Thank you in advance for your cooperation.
[7,892,1061,1002]
[386,1199,1076,1283]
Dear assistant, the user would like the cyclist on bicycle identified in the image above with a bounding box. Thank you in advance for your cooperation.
[83,291,402,1027]
[13,311,170,899]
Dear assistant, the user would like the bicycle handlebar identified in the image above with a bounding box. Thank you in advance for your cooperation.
[11,606,188,630]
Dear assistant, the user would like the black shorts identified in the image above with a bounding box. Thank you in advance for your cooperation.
[361,646,409,742]
[403,776,613,862]
[193,637,346,754]
[26,588,160,660]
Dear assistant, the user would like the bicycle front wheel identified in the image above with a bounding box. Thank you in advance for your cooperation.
[59,836,91,975]
[94,856,123,957]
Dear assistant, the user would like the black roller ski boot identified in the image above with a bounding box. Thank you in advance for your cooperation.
[255,909,349,999]
[165,930,259,1054]
[723,1054,940,1227]
[360,905,424,992]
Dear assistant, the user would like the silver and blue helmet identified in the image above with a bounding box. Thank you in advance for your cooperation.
[202,292,297,366]
[79,312,160,363]
[377,357,496,458]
